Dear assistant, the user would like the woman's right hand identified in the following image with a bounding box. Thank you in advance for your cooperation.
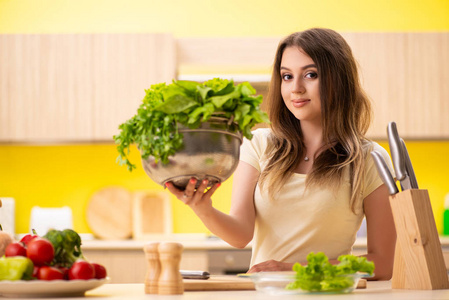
[165,177,221,216]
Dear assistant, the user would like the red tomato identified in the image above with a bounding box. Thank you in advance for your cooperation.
[38,266,64,281]
[92,263,107,279]
[32,266,40,278]
[20,233,38,246]
[59,267,70,280]
[26,238,54,266]
[5,242,27,257]
[68,261,95,280]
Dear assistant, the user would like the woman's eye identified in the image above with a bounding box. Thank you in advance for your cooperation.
[281,74,292,80]
[305,72,318,79]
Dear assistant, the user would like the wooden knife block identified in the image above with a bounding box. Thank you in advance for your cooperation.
[389,189,449,290]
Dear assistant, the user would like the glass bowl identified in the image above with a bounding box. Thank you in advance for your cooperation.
[239,271,369,295]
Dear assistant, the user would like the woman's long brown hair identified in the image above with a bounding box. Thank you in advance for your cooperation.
[260,28,373,212]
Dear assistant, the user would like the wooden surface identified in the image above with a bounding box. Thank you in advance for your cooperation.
[178,33,449,139]
[84,281,449,299]
[132,191,172,240]
[0,33,176,141]
[390,189,449,289]
[86,186,133,240]
[183,276,254,291]
[182,276,366,291]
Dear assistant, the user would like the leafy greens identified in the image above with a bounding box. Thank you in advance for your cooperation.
[113,78,269,171]
[286,252,375,292]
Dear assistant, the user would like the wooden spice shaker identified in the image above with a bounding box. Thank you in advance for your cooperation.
[157,242,184,295]
[143,242,161,294]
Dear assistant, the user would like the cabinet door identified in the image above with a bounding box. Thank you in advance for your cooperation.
[0,34,176,142]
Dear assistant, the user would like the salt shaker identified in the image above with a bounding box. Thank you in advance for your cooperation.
[143,242,161,294]
[157,242,184,295]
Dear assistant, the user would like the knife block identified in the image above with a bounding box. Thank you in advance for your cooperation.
[389,189,449,290]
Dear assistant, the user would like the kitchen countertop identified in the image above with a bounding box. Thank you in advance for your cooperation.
[81,235,449,251]
[75,281,449,299]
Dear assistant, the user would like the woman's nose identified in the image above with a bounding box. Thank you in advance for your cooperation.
[292,80,305,94]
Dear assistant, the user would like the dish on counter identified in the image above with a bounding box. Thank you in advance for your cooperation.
[238,272,368,295]
[0,277,109,298]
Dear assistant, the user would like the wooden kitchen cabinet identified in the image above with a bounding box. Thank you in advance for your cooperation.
[81,237,449,284]
[177,33,449,139]
[83,248,209,284]
[0,34,176,142]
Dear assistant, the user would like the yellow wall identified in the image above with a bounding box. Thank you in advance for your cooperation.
[1,0,449,235]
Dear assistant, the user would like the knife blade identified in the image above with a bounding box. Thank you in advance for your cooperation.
[371,151,399,195]
[400,138,419,189]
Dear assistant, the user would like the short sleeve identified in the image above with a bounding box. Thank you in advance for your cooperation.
[362,142,396,199]
[239,128,270,172]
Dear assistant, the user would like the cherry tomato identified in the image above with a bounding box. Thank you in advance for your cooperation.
[20,233,38,246]
[38,266,64,281]
[5,242,27,257]
[59,267,70,280]
[68,261,95,280]
[91,263,107,279]
[26,238,54,266]
[32,266,40,278]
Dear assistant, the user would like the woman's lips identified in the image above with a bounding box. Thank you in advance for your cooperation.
[291,99,310,108]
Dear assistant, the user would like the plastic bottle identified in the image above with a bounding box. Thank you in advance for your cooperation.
[443,193,449,235]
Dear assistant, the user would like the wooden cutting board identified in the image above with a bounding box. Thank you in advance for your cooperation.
[183,276,367,291]
[86,187,132,239]
[183,275,255,291]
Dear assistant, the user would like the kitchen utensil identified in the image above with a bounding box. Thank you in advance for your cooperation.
[400,138,419,189]
[132,191,172,240]
[141,117,242,190]
[86,187,132,240]
[371,151,398,195]
[181,270,210,280]
[387,122,418,190]
[183,275,255,291]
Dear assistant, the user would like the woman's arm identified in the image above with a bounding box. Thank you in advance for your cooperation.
[166,161,259,248]
[362,183,396,280]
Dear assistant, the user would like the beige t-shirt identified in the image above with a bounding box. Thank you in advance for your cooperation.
[240,128,394,267]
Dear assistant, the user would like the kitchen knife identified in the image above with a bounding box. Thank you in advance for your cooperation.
[388,122,414,191]
[400,138,419,189]
[371,151,399,195]
[180,270,210,280]
[387,122,406,181]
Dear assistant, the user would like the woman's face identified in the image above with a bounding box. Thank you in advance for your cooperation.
[280,46,321,124]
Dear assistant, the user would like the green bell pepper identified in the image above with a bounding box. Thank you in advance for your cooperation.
[0,256,34,280]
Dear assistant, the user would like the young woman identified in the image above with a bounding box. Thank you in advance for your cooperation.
[166,28,396,280]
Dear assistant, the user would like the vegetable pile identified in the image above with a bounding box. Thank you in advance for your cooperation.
[114,78,269,171]
[287,252,374,292]
[0,229,107,281]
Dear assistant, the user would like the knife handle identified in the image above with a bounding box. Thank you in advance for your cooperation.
[371,151,399,195]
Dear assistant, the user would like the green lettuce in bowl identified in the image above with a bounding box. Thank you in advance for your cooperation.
[113,78,269,172]
[287,252,374,293]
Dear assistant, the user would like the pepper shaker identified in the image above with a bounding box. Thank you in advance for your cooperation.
[157,242,184,295]
[143,242,161,294]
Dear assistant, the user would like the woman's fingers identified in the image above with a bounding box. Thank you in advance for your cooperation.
[165,179,222,206]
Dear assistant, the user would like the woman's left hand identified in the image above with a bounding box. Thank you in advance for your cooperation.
[247,260,294,273]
